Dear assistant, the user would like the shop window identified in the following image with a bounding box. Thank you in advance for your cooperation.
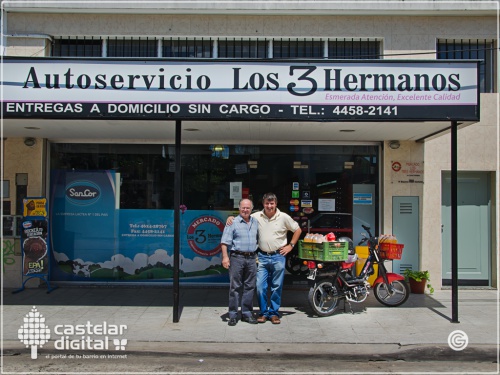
[49,143,379,282]
[51,144,174,209]
[218,39,268,58]
[162,38,213,58]
[437,39,496,93]
[50,143,379,217]
[273,39,324,58]
[327,39,381,59]
[52,37,102,57]
[107,38,158,58]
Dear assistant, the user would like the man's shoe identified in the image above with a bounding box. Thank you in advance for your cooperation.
[257,315,267,323]
[241,316,258,324]
[270,316,281,325]
[228,318,238,326]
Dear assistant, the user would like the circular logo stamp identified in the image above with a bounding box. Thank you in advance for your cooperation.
[186,215,225,256]
[392,161,402,172]
[448,330,469,351]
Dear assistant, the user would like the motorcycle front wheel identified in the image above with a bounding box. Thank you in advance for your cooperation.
[373,279,410,307]
[308,278,341,317]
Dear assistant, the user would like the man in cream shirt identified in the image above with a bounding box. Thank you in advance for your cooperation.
[229,192,301,324]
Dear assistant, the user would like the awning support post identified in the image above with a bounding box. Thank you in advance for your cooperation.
[173,120,181,322]
[451,120,459,323]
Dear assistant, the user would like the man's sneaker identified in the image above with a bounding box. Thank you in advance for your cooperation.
[228,318,238,326]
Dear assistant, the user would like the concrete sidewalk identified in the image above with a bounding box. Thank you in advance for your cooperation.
[2,285,499,359]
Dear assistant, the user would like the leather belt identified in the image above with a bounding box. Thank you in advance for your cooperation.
[231,250,256,257]
[258,249,281,256]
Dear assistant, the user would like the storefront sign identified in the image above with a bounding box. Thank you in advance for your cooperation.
[391,160,424,183]
[2,59,479,121]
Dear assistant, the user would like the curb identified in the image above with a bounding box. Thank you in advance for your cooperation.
[2,341,498,362]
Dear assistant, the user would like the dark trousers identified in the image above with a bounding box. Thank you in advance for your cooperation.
[228,254,257,319]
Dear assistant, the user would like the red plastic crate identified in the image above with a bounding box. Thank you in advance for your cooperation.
[378,243,404,260]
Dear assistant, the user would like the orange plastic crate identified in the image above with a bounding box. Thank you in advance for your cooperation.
[378,243,404,260]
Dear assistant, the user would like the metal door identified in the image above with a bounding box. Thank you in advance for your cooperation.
[392,196,419,274]
[442,172,490,285]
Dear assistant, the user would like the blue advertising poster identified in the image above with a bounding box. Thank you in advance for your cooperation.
[117,210,228,281]
[50,170,117,280]
[50,170,230,282]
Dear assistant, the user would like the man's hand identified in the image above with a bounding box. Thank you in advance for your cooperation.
[222,255,230,269]
[226,216,235,226]
[279,244,294,256]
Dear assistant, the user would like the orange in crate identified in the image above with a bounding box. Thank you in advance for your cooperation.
[378,243,404,260]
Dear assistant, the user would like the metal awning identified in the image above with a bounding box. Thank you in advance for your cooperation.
[1,118,475,143]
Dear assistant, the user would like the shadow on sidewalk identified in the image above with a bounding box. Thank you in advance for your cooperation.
[2,283,445,312]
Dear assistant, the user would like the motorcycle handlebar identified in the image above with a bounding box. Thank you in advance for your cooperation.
[361,224,373,238]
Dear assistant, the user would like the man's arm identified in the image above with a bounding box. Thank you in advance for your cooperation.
[290,227,302,248]
[221,243,230,269]
[279,227,302,256]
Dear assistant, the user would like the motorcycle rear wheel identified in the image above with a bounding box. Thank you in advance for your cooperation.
[373,279,410,307]
[308,278,341,317]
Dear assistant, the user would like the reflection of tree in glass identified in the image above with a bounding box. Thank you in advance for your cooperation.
[18,306,50,359]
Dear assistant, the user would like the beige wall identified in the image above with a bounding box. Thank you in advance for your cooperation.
[6,37,48,57]
[2,138,45,288]
[3,138,45,215]
[6,13,497,54]
[383,95,498,290]
[422,94,499,289]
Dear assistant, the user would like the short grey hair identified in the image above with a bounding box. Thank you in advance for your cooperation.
[239,198,254,210]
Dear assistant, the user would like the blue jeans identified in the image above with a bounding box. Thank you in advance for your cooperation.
[256,252,286,318]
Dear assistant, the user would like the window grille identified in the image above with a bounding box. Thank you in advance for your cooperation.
[328,39,381,59]
[51,36,382,60]
[273,39,323,58]
[162,38,212,58]
[218,39,268,58]
[437,39,495,93]
[52,37,102,57]
[107,37,158,58]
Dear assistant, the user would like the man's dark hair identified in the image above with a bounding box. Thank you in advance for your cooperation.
[262,192,278,204]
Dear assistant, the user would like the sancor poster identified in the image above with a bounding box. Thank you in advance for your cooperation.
[49,170,230,282]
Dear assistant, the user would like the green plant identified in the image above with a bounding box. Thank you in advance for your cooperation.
[403,269,434,294]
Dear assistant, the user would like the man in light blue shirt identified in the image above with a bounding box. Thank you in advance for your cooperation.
[221,199,259,326]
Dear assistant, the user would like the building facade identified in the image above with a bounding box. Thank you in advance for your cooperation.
[1,1,498,290]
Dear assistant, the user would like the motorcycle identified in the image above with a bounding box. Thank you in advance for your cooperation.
[305,225,410,317]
